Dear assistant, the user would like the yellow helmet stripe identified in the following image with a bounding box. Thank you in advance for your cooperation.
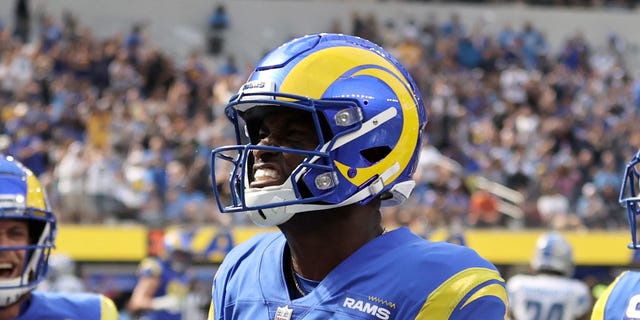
[280,46,405,98]
[25,172,47,213]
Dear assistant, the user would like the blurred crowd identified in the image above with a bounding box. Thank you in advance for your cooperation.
[1,5,639,236]
[0,4,239,229]
[406,0,640,9]
[356,12,640,233]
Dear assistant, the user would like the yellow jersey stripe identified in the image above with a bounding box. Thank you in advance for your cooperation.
[100,295,119,320]
[415,267,506,319]
[591,271,626,319]
[208,302,214,320]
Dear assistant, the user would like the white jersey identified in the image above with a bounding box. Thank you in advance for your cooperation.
[507,273,591,320]
[38,274,86,293]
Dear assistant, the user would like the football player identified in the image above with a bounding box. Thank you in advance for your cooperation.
[591,150,640,319]
[127,227,193,320]
[507,232,591,320]
[208,33,508,319]
[38,252,86,293]
[0,154,118,319]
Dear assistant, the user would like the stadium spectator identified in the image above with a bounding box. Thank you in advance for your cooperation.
[12,0,30,44]
[468,189,501,228]
[537,174,571,227]
[575,182,607,228]
[53,141,88,223]
[206,4,230,56]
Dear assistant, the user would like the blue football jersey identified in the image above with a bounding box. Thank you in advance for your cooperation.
[16,291,118,319]
[592,271,640,320]
[209,227,507,320]
[136,256,191,320]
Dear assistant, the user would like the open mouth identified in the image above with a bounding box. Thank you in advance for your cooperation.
[250,168,283,188]
[0,262,15,278]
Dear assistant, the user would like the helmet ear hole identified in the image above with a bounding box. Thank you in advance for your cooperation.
[28,219,46,245]
[315,112,334,142]
[296,180,313,199]
[379,191,393,201]
[360,146,391,165]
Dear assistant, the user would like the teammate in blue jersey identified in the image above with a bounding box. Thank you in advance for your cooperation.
[208,33,508,320]
[592,149,640,319]
[0,154,118,320]
[127,228,194,320]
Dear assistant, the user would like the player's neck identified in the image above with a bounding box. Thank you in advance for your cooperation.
[279,203,384,281]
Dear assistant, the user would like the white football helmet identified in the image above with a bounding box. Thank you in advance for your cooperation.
[530,232,574,277]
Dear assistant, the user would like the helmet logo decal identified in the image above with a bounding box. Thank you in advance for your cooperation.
[280,47,420,188]
[339,67,418,186]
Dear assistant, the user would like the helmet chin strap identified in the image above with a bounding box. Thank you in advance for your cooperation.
[0,278,34,307]
[244,182,299,226]
[245,163,411,226]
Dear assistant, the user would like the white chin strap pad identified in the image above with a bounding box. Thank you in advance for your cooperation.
[246,207,295,227]
[381,180,415,207]
[0,278,34,307]
[244,185,297,226]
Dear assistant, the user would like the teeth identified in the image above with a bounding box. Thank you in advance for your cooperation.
[254,169,279,181]
[0,263,11,269]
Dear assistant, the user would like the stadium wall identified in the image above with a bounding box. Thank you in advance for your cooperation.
[56,225,634,266]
